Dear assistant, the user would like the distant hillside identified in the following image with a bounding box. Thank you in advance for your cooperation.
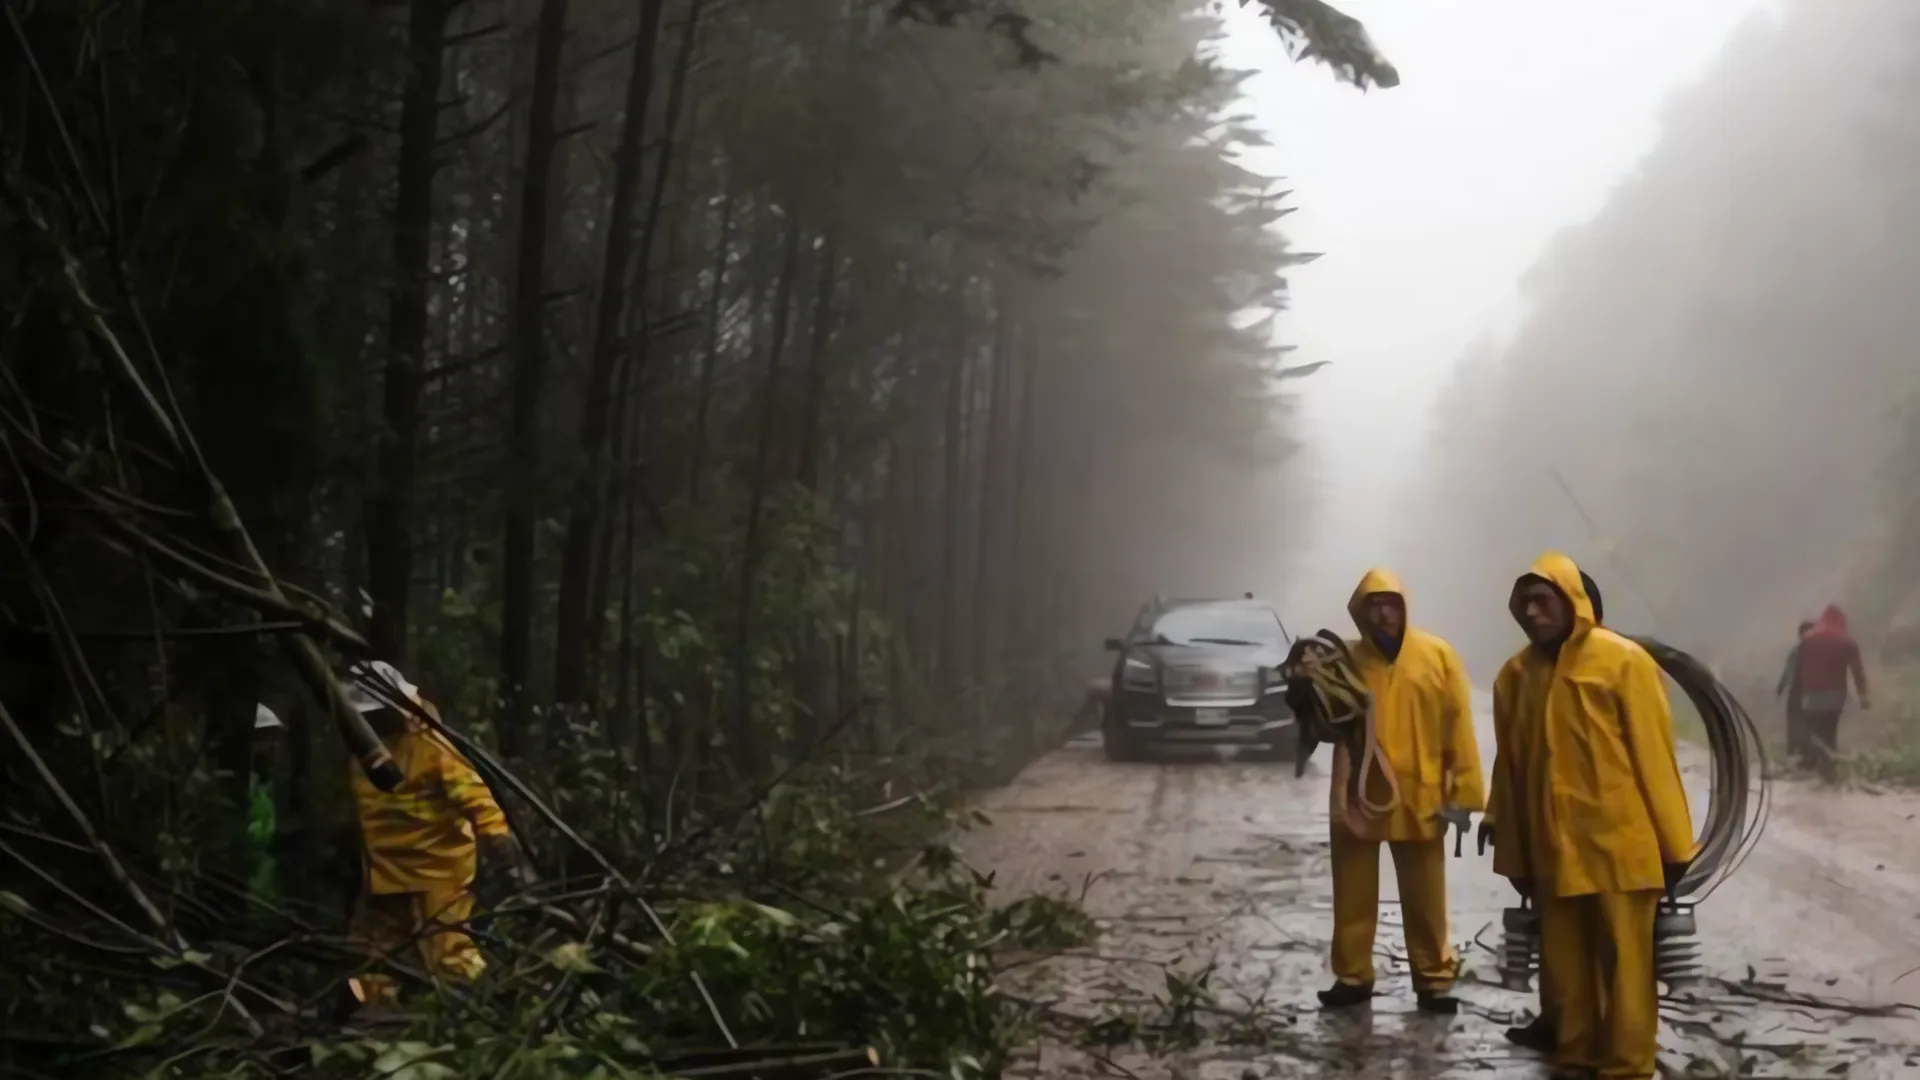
[1396,0,1920,676]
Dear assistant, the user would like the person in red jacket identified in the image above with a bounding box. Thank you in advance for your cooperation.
[1792,605,1871,783]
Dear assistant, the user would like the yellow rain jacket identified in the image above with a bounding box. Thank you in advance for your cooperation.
[1483,658,1551,867]
[1334,568,1485,842]
[1488,553,1695,897]
[349,695,511,895]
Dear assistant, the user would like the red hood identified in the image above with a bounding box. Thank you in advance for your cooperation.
[1810,604,1852,641]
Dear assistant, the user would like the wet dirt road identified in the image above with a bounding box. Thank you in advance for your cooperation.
[962,708,1920,1078]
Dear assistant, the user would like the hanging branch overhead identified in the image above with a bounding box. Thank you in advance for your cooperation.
[1242,0,1399,89]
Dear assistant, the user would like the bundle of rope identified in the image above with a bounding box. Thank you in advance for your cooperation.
[1627,636,1771,902]
[1279,630,1401,828]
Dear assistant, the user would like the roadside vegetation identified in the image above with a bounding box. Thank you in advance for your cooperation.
[1700,658,1920,786]
[1834,666,1920,785]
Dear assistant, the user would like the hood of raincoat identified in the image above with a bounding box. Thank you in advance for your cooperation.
[1346,567,1407,636]
[1810,604,1852,641]
[1579,570,1604,626]
[1509,552,1598,643]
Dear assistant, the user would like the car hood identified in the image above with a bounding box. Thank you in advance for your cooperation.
[1129,640,1287,671]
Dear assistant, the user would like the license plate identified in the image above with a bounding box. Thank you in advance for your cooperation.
[1194,708,1229,726]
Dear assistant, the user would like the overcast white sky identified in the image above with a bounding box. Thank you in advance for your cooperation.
[1214,0,1777,622]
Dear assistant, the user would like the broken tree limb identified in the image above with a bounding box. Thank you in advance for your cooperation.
[0,38,399,788]
[0,200,400,790]
[667,1047,880,1078]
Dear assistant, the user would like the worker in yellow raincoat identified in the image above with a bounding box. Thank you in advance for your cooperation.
[1321,568,1484,1013]
[1489,554,1693,1079]
[1483,567,1606,1054]
[344,661,529,1004]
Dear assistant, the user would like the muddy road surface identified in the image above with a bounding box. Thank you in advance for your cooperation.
[961,710,1920,1078]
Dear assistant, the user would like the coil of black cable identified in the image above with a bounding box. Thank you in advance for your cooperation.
[1627,635,1771,901]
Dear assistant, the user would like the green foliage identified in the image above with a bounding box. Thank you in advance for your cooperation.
[0,769,1094,1079]
[1835,664,1920,786]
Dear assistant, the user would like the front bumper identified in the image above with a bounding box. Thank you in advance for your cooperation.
[1110,693,1295,746]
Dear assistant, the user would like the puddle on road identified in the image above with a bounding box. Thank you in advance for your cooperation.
[992,756,1920,1079]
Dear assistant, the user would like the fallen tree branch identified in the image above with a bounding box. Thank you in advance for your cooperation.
[0,43,400,792]
[670,1047,880,1079]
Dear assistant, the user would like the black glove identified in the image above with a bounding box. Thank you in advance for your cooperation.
[1476,821,1493,856]
[1511,877,1534,902]
[1662,861,1687,896]
[475,833,534,908]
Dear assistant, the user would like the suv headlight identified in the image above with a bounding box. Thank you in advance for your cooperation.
[1121,656,1157,692]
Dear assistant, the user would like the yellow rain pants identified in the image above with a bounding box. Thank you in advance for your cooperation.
[1538,889,1661,1078]
[1329,825,1456,992]
[349,886,485,1003]
[1537,931,1563,1031]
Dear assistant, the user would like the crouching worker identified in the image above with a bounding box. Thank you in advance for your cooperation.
[1493,554,1693,1079]
[344,661,531,1005]
[1322,569,1484,1014]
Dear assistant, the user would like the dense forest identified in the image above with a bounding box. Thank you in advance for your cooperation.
[1399,0,1920,682]
[0,0,1390,1074]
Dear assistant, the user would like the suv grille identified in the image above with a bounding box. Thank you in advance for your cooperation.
[1163,665,1257,699]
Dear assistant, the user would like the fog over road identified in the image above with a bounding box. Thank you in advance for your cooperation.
[963,707,1920,1077]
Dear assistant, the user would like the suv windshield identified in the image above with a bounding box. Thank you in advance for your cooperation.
[1137,604,1285,647]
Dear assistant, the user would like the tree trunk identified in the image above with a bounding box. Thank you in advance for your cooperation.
[939,317,968,691]
[586,0,704,680]
[973,305,1011,687]
[553,0,666,709]
[498,0,571,756]
[790,235,838,748]
[366,0,448,667]
[729,217,802,781]
[613,359,652,782]
[908,338,942,670]
[1006,321,1042,677]
[686,188,734,504]
[795,234,838,490]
